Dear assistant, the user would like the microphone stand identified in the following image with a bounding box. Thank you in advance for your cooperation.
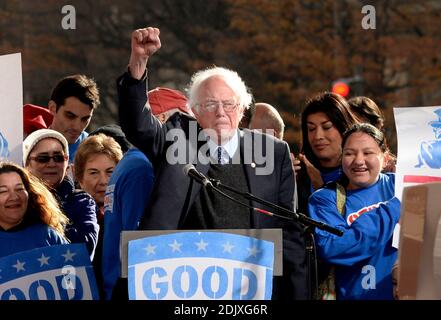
[208,178,343,237]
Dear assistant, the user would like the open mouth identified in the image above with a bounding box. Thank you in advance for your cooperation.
[351,168,368,174]
[5,203,21,209]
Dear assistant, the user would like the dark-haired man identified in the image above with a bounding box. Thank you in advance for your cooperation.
[48,74,100,162]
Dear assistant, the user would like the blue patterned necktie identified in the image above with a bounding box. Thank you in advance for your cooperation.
[217,147,223,164]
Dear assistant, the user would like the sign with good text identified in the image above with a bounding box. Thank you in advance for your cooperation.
[128,232,274,300]
[0,244,99,300]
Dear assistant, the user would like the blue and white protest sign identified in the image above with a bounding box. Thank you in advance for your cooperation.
[0,53,23,164]
[0,244,99,300]
[128,232,274,300]
[394,106,441,200]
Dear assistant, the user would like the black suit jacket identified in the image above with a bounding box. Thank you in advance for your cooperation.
[117,72,308,299]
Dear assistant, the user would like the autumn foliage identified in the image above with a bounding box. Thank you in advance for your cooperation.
[1,0,441,152]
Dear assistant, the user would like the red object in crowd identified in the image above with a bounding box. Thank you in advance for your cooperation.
[148,87,190,115]
[331,81,350,97]
[23,104,53,136]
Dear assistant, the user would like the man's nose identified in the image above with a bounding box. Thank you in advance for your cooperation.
[215,103,227,116]
[71,118,83,132]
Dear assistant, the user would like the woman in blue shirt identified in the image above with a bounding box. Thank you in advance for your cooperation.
[309,123,400,299]
[0,162,68,258]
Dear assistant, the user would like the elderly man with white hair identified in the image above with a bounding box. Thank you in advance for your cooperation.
[117,27,308,300]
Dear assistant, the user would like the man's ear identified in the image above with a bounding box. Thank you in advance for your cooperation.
[191,106,199,118]
[48,100,57,115]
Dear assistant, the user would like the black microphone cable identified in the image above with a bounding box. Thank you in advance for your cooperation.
[208,182,293,221]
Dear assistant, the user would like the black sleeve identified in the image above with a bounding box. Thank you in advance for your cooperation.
[117,71,166,164]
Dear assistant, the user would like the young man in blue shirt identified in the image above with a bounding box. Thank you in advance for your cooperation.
[48,74,100,162]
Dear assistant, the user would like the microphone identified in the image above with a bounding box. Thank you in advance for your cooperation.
[183,164,212,188]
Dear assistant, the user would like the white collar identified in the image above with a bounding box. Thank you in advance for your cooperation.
[207,130,239,162]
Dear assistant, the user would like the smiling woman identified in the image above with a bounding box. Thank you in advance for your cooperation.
[296,92,358,219]
[23,128,99,259]
[308,123,400,300]
[0,162,68,258]
[342,124,388,190]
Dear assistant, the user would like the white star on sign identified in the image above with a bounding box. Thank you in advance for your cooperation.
[247,245,261,257]
[222,242,234,253]
[168,239,183,253]
[195,239,208,251]
[144,244,156,255]
[37,253,50,267]
[62,249,76,262]
[12,260,26,272]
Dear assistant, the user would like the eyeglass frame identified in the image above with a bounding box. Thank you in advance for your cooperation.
[195,99,240,113]
[28,154,68,164]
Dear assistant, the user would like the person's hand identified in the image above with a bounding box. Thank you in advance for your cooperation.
[392,263,399,300]
[129,27,161,80]
[290,153,302,173]
[298,153,324,190]
[383,151,397,173]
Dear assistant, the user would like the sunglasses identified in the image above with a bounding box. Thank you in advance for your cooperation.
[29,154,67,164]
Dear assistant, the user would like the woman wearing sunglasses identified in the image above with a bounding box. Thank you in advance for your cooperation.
[23,129,99,259]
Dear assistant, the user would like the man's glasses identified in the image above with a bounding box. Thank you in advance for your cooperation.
[198,100,238,113]
[29,154,67,164]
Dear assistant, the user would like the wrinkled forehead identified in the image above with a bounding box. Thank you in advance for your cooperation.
[32,138,65,153]
[196,76,237,100]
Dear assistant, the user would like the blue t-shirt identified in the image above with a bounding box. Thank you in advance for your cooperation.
[101,148,154,300]
[321,167,342,185]
[311,166,343,193]
[308,173,400,300]
[0,223,68,258]
[68,131,88,163]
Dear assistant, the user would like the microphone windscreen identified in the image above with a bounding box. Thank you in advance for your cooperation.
[183,164,195,176]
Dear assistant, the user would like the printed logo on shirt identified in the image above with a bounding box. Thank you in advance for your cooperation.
[346,202,386,226]
[104,184,115,214]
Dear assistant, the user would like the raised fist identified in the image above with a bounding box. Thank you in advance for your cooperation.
[131,27,161,60]
[129,27,161,80]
